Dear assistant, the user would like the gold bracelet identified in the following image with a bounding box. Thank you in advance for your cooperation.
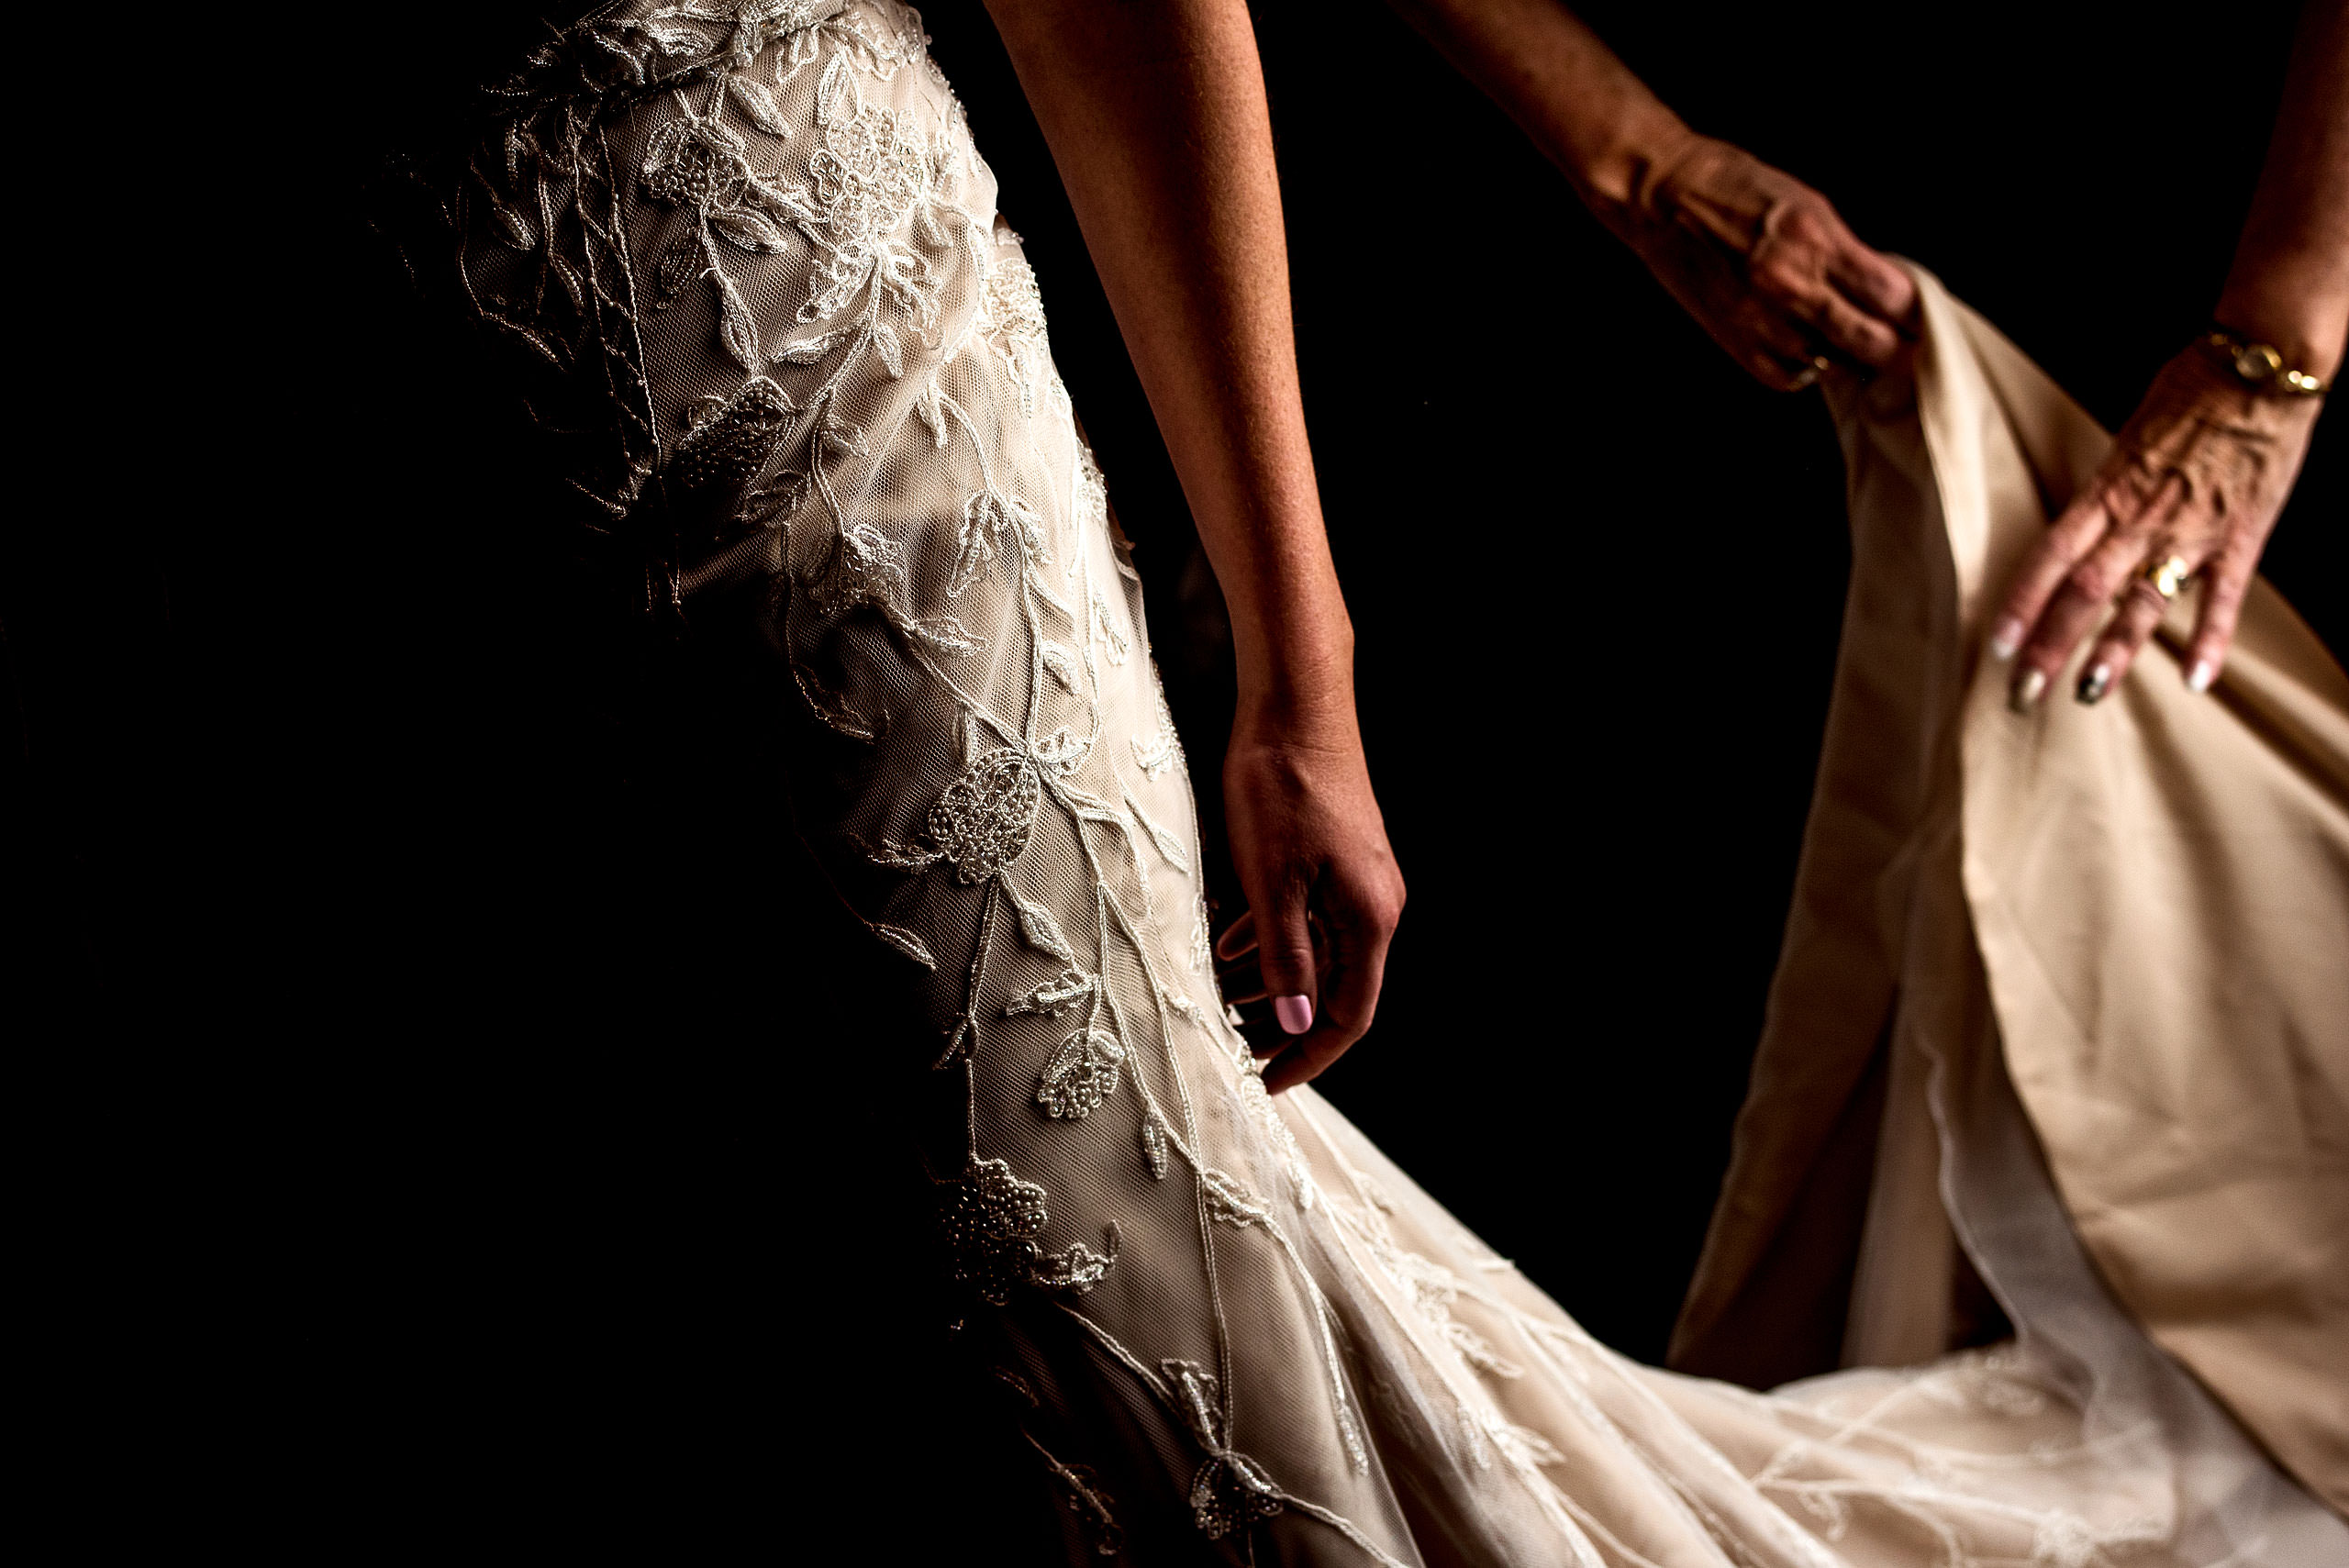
[2204,328,2330,396]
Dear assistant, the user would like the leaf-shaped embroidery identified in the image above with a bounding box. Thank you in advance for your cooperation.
[815,51,854,127]
[547,250,587,312]
[873,320,904,378]
[779,25,822,82]
[849,830,942,873]
[1141,1117,1170,1181]
[652,231,705,306]
[1202,1169,1274,1230]
[708,206,790,253]
[869,921,936,969]
[1041,641,1080,691]
[586,28,648,84]
[770,327,847,365]
[1004,967,1095,1018]
[901,616,980,657]
[715,269,760,370]
[747,173,820,223]
[640,17,718,55]
[791,658,876,741]
[727,73,792,136]
[1005,884,1077,964]
[484,183,536,250]
[1125,789,1192,873]
[1090,589,1130,665]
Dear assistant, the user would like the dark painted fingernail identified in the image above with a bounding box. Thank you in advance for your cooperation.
[2075,663,2111,705]
[2009,669,2048,714]
[1274,995,1313,1035]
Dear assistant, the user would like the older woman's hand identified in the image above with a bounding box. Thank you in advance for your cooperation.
[1988,344,2324,707]
[1622,135,1920,390]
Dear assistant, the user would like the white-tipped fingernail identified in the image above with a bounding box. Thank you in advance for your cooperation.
[2187,660,2215,695]
[1988,618,2025,661]
[2009,668,2048,713]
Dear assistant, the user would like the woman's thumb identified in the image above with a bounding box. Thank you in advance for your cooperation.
[1250,875,1318,1035]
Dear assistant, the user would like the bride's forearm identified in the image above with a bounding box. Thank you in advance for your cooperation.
[984,0,1354,722]
[1385,0,1692,229]
[2215,0,2349,378]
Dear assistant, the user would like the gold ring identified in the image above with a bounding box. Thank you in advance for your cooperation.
[1786,355,1831,392]
[2143,554,2192,600]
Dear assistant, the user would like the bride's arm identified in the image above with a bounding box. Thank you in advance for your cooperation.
[1387,0,1920,386]
[982,0,1405,1092]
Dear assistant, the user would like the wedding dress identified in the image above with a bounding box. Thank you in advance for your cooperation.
[422,4,2348,1561]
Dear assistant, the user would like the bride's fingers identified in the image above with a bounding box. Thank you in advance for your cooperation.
[2075,540,2202,704]
[1244,871,1319,1043]
[1219,957,1269,1005]
[1264,873,1398,1095]
[1213,908,1257,962]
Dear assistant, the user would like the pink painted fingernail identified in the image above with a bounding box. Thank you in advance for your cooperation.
[1274,995,1314,1035]
[1988,618,2025,661]
[2187,660,2215,695]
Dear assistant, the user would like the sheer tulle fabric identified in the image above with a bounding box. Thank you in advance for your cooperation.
[435,6,2343,1561]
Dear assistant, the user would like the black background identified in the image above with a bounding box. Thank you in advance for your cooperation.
[14,0,2342,1552]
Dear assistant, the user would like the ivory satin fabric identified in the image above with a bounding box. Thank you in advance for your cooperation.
[1672,265,2349,1518]
[431,6,2343,1558]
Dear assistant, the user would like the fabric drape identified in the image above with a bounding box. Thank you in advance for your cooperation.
[1674,266,2349,1518]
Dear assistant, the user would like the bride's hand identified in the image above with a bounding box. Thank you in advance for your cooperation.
[1620,135,1919,390]
[1988,343,2322,707]
[1214,696,1405,1094]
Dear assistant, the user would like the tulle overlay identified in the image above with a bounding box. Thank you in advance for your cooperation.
[432,6,2343,1561]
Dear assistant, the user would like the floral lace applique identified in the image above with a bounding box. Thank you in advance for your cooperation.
[942,1156,1049,1305]
[672,374,796,494]
[855,747,1041,885]
[800,54,946,326]
[1037,1028,1125,1119]
[941,1156,1119,1304]
[980,253,1063,418]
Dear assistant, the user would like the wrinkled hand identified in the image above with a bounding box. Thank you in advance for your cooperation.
[1989,344,2322,707]
[1623,135,1919,389]
[1214,701,1404,1094]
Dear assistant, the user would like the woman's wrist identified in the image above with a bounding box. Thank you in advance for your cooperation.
[2213,266,2348,382]
[1568,108,1697,235]
[1233,625,1356,725]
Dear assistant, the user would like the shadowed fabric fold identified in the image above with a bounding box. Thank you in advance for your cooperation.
[1675,264,2348,1519]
